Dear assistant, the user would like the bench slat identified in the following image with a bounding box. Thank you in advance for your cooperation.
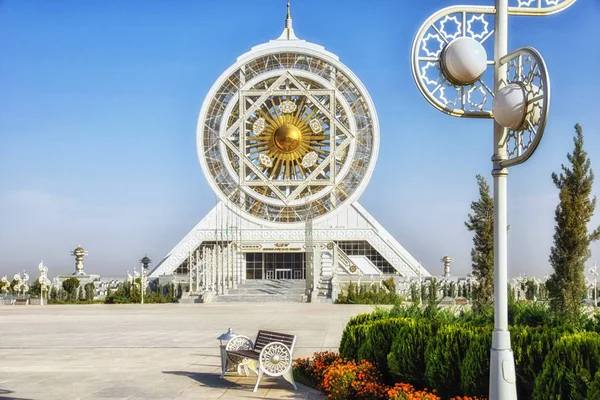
[254,330,295,351]
[228,349,260,360]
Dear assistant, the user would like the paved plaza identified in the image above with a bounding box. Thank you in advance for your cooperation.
[0,303,375,400]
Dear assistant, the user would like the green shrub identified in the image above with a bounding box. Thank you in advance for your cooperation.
[387,318,433,388]
[355,318,412,381]
[339,303,600,400]
[587,370,600,400]
[336,281,403,304]
[459,326,492,397]
[533,332,600,400]
[84,282,95,302]
[509,301,551,327]
[424,324,476,398]
[62,277,80,302]
[511,325,571,399]
[345,309,391,329]
[340,323,371,361]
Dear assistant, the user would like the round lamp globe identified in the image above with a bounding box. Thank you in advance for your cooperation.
[492,83,527,130]
[441,37,488,85]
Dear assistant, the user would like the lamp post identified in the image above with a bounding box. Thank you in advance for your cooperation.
[38,261,50,306]
[133,267,140,301]
[13,273,22,296]
[140,256,151,305]
[411,1,576,398]
[21,271,29,297]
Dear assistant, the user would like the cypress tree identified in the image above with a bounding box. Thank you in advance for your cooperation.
[547,124,600,318]
[465,174,494,313]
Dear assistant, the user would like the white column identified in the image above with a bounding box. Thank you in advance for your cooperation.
[490,1,517,399]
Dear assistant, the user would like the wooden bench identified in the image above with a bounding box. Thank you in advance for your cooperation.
[14,298,28,305]
[224,330,297,392]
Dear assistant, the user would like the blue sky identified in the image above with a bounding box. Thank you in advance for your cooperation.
[1,0,599,280]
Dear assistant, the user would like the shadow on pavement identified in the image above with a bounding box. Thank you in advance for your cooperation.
[0,388,34,400]
[163,371,246,389]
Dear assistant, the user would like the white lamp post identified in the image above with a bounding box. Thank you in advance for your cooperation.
[140,256,151,305]
[21,272,29,296]
[38,261,50,306]
[411,1,576,398]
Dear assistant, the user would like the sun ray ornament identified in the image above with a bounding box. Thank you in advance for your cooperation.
[410,0,576,399]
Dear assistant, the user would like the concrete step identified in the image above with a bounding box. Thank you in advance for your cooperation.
[234,279,306,286]
[211,279,308,302]
[225,280,306,295]
[178,298,203,304]
[215,293,307,303]
[226,289,306,295]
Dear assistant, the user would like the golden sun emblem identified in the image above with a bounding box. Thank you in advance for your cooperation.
[247,97,329,180]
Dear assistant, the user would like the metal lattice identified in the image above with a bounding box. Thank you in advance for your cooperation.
[199,52,377,224]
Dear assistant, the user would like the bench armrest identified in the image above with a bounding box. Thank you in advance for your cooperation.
[225,335,254,364]
[258,342,292,377]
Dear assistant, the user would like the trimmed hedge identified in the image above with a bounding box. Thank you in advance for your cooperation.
[387,318,432,388]
[424,324,478,398]
[511,325,572,399]
[356,318,413,381]
[340,306,600,399]
[533,332,600,400]
[459,326,492,397]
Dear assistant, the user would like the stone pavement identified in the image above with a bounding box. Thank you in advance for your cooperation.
[0,303,375,400]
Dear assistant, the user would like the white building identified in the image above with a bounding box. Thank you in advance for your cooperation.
[149,4,430,302]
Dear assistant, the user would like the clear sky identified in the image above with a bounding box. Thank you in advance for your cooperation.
[1,0,599,280]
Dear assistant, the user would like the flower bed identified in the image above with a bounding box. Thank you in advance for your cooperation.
[293,351,486,400]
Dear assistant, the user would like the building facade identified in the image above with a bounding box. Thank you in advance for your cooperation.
[149,4,430,301]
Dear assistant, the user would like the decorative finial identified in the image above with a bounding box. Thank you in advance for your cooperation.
[276,1,298,41]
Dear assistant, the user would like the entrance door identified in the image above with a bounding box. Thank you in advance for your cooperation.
[275,269,292,279]
[244,252,305,279]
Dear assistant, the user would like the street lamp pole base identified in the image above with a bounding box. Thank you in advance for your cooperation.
[489,329,517,400]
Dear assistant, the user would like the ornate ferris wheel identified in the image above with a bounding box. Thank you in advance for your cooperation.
[150,2,427,282]
[197,3,379,225]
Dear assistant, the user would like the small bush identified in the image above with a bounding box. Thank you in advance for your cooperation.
[356,318,412,381]
[293,351,342,390]
[387,318,432,388]
[336,281,403,305]
[533,332,600,400]
[459,326,492,397]
[387,382,440,399]
[511,325,571,399]
[321,359,387,400]
[340,323,372,361]
[424,324,476,398]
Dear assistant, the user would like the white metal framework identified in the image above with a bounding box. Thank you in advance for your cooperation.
[198,29,379,225]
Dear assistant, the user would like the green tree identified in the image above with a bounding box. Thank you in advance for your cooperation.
[84,282,95,302]
[50,286,58,303]
[547,124,600,319]
[62,277,80,302]
[78,285,86,302]
[449,281,457,298]
[465,174,494,313]
[410,283,420,304]
[427,279,439,306]
[525,280,537,301]
[29,279,41,298]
